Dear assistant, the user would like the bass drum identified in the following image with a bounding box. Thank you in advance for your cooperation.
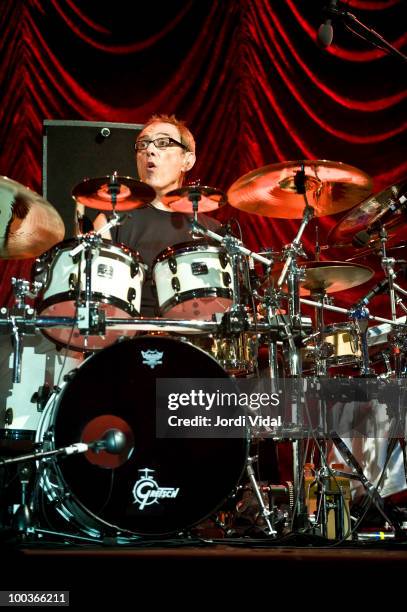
[36,336,248,537]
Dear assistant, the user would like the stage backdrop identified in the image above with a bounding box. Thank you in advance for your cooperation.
[0,0,406,320]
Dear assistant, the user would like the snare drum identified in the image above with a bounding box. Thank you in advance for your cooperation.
[152,241,234,320]
[191,333,259,377]
[33,238,145,351]
[36,336,248,536]
[324,322,361,367]
[302,322,361,373]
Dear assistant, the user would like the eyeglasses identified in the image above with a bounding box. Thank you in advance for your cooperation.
[135,137,188,151]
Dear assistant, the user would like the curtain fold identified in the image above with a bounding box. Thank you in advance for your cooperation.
[0,0,405,318]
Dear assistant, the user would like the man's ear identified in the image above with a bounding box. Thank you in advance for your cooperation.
[183,151,196,172]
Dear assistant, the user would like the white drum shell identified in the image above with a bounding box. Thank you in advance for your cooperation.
[0,334,82,442]
[33,239,145,350]
[153,244,234,320]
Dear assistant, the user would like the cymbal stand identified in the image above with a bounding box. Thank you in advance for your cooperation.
[379,227,398,322]
[376,227,407,377]
[69,174,125,342]
[349,306,374,377]
[276,170,315,531]
[4,278,41,383]
[186,185,201,235]
[300,297,407,328]
[277,194,314,374]
[261,287,285,381]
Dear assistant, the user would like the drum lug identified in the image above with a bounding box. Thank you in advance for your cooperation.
[168,257,177,274]
[127,287,137,303]
[222,272,232,287]
[69,273,78,291]
[219,252,229,269]
[31,384,51,412]
[171,277,181,293]
[130,261,139,278]
[4,408,13,426]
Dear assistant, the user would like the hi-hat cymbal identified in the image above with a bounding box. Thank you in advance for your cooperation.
[262,260,374,294]
[227,160,372,218]
[0,176,65,259]
[72,175,156,211]
[162,185,227,213]
[328,179,407,248]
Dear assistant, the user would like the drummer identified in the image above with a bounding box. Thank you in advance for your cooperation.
[94,113,221,316]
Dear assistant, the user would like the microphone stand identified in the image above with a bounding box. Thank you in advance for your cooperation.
[328,4,407,64]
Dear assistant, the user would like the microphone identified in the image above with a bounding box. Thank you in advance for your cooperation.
[356,278,390,307]
[89,429,127,455]
[0,429,128,467]
[317,1,338,47]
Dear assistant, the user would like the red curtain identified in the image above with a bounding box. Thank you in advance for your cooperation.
[0,0,406,319]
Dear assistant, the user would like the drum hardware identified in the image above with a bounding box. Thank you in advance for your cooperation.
[0,429,126,538]
[12,462,34,534]
[5,278,41,384]
[330,431,406,537]
[0,176,65,260]
[245,456,276,535]
[349,306,374,377]
[300,296,407,328]
[303,462,352,540]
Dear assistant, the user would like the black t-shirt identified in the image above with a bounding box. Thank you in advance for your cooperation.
[113,205,221,315]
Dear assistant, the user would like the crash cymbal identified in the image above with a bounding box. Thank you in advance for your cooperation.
[162,185,227,213]
[328,179,407,248]
[262,260,374,295]
[72,175,155,211]
[227,160,372,218]
[0,176,65,259]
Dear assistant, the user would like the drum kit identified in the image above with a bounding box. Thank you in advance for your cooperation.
[0,161,407,542]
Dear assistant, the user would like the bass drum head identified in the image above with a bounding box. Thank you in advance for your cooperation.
[46,336,248,536]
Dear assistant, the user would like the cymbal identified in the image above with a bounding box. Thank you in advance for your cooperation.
[262,260,374,295]
[346,236,407,262]
[162,185,227,213]
[227,160,372,218]
[0,176,65,259]
[72,176,155,211]
[328,179,407,247]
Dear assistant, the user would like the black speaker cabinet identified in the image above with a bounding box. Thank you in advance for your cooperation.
[42,120,144,239]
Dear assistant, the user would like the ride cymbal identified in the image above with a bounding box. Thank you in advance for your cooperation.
[0,176,65,259]
[227,160,372,218]
[263,260,374,294]
[72,175,156,211]
[162,185,227,213]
